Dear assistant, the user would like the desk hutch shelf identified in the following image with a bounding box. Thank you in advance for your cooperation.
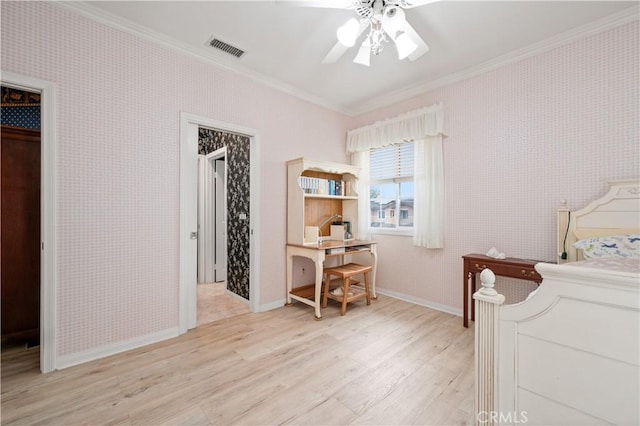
[287,158,360,245]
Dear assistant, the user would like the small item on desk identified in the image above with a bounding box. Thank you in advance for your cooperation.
[342,221,353,240]
[330,224,346,241]
[486,247,506,259]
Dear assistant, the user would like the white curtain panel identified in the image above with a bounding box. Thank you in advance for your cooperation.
[346,102,445,248]
[351,150,370,241]
[413,136,444,248]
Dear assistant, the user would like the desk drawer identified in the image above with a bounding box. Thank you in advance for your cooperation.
[470,262,542,282]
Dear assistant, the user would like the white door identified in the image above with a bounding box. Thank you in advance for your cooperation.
[199,151,226,284]
[214,159,227,282]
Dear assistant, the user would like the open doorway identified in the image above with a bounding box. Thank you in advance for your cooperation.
[196,148,249,325]
[1,120,41,345]
[0,78,55,373]
[179,113,260,334]
[1,88,41,353]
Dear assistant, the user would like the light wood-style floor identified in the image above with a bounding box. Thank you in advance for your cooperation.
[197,282,251,326]
[1,295,474,425]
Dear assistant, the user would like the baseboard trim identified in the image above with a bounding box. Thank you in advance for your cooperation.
[54,290,457,370]
[258,292,461,318]
[56,327,180,370]
[225,289,250,306]
[376,287,462,318]
[259,298,287,313]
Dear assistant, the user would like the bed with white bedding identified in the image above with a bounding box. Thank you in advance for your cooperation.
[558,179,639,263]
[474,179,640,425]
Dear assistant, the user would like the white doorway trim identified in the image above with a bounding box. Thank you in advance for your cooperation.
[179,112,260,333]
[197,155,206,283]
[1,70,57,373]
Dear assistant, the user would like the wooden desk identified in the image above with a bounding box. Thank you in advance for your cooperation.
[286,240,377,319]
[462,253,544,328]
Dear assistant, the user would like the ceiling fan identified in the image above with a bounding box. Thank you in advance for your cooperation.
[278,0,437,66]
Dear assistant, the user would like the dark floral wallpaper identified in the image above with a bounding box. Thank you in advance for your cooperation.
[198,128,250,300]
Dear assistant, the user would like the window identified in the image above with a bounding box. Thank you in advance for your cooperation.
[369,142,414,231]
[348,103,444,247]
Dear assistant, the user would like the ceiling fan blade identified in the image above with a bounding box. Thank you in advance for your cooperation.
[321,19,368,64]
[274,0,358,8]
[399,0,440,8]
[321,41,350,64]
[400,20,429,61]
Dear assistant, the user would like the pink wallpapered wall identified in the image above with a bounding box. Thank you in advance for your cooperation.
[1,0,638,361]
[1,2,351,358]
[352,20,639,307]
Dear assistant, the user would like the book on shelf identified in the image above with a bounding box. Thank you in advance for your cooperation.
[298,176,348,196]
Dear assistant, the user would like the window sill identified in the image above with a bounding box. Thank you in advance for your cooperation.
[369,228,413,237]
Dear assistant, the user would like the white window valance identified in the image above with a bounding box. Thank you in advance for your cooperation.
[346,102,445,153]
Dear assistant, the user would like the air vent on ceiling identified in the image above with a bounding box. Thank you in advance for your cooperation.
[208,38,245,58]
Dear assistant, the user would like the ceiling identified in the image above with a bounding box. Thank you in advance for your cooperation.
[73,1,638,115]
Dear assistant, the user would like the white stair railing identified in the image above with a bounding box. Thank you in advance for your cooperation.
[473,268,505,425]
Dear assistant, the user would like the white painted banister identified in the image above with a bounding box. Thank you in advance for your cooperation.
[474,268,505,425]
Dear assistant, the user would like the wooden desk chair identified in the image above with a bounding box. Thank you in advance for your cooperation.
[321,263,372,316]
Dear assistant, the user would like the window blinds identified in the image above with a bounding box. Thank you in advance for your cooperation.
[369,142,414,181]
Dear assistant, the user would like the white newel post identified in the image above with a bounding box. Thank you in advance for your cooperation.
[474,268,505,425]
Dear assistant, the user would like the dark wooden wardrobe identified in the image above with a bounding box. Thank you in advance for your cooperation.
[1,125,41,346]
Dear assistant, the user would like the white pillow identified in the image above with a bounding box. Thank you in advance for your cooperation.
[573,234,640,259]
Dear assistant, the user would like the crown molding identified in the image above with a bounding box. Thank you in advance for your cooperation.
[54,1,351,115]
[351,4,639,116]
[55,2,637,118]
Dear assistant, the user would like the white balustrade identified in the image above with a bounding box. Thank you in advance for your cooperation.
[473,268,505,425]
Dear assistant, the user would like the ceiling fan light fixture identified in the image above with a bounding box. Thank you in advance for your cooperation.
[381,6,405,35]
[336,17,360,47]
[395,31,417,60]
[353,43,371,66]
[320,0,430,65]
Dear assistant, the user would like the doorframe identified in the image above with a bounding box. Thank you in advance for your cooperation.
[1,71,57,373]
[197,155,206,283]
[179,112,260,333]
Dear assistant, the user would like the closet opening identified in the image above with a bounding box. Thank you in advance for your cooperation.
[1,86,42,370]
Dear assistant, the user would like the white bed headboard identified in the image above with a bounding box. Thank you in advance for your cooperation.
[558,179,640,263]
